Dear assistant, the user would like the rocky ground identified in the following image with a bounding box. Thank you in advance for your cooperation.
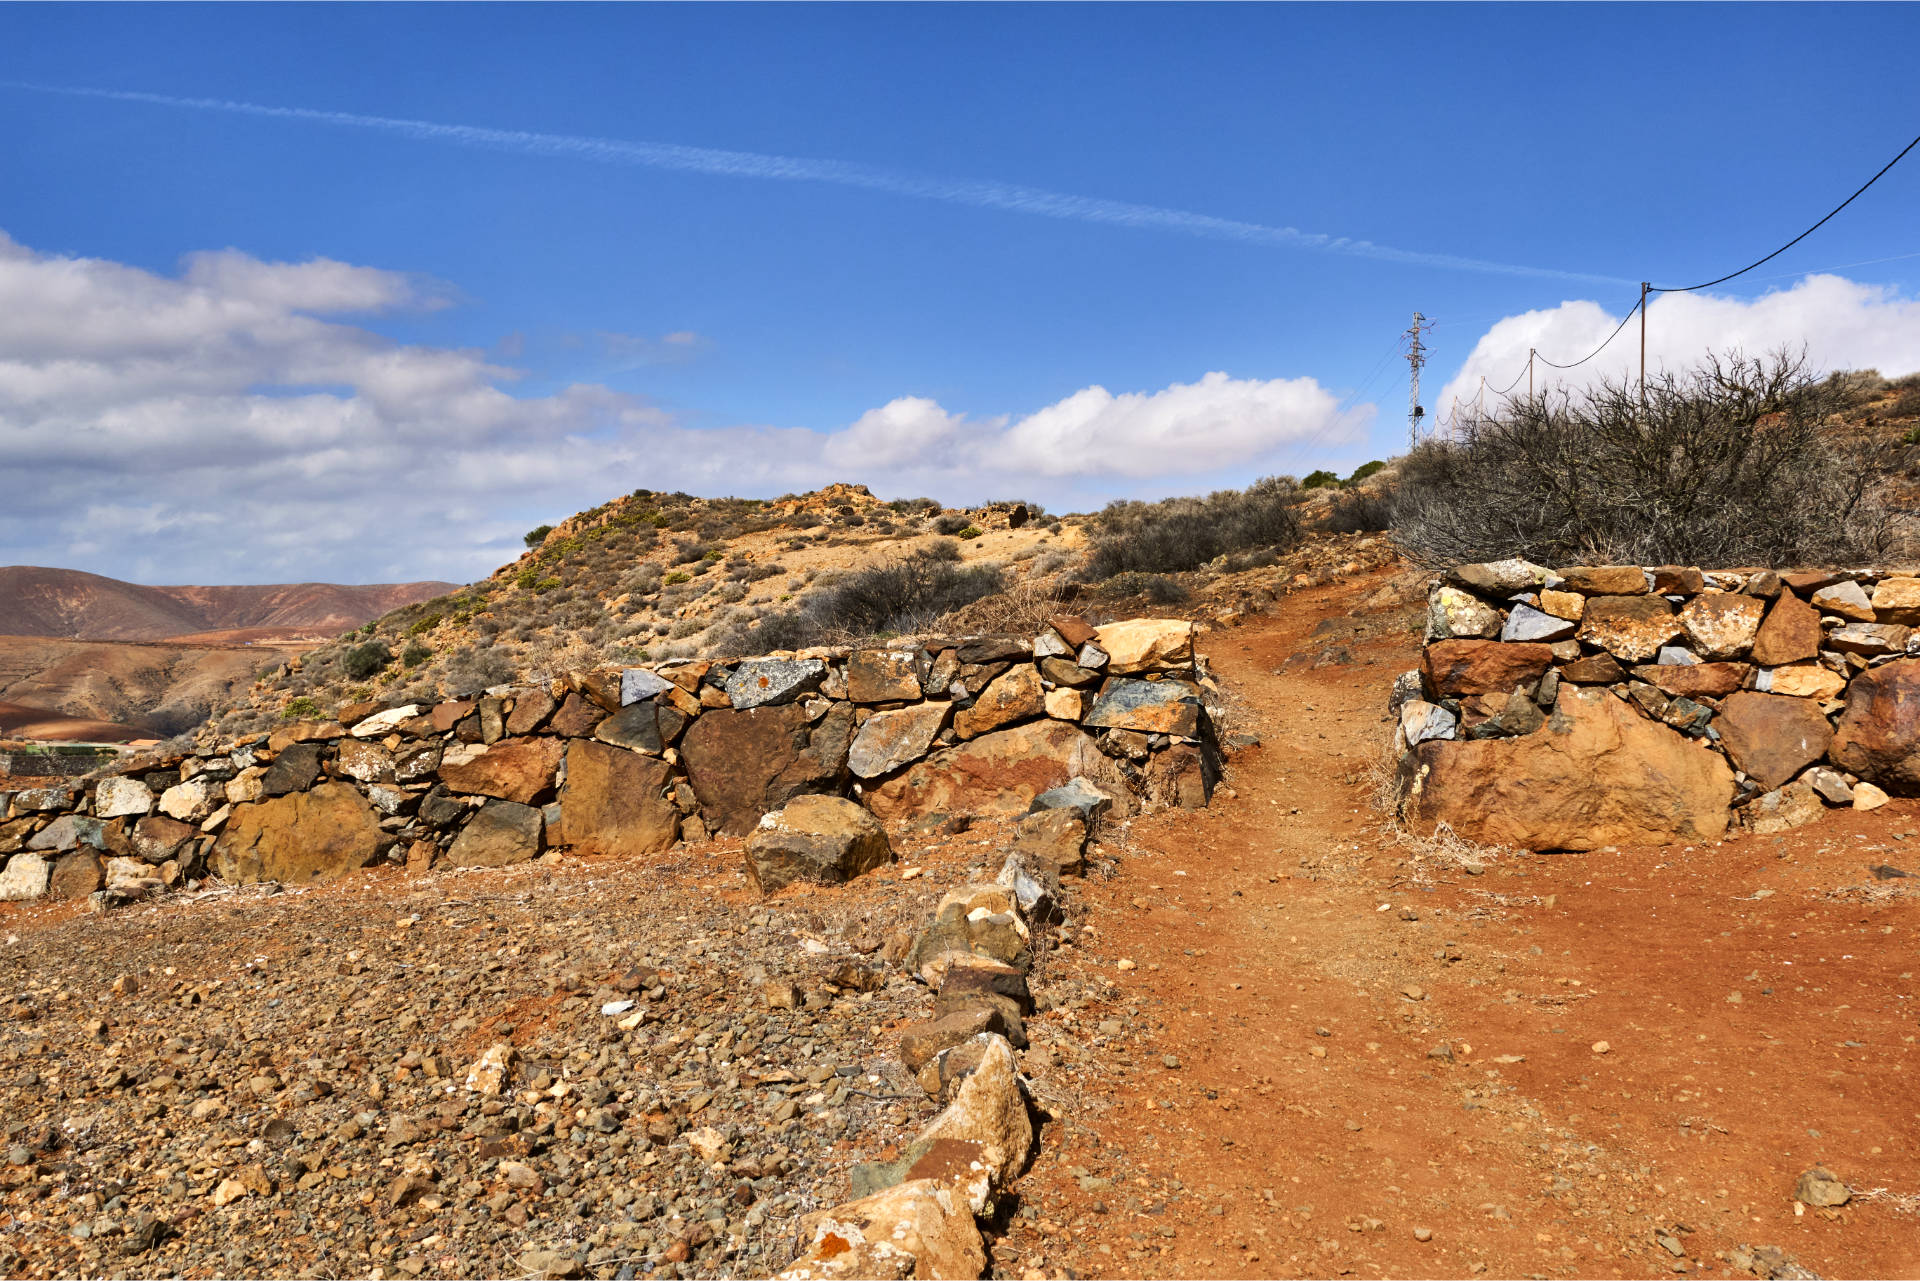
[5,562,1916,1281]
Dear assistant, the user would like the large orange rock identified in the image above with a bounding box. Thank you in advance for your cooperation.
[864,720,1131,823]
[1829,657,1920,793]
[437,737,564,804]
[1420,640,1554,699]
[1750,591,1822,666]
[1715,691,1833,790]
[561,740,679,856]
[213,783,383,884]
[1405,688,1733,850]
[953,666,1043,739]
[1577,596,1681,662]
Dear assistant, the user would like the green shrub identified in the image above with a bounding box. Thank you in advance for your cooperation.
[1302,469,1341,490]
[401,640,431,668]
[664,572,690,586]
[957,526,984,539]
[1346,460,1387,485]
[281,696,321,721]
[523,524,554,548]
[407,613,443,636]
[343,640,391,679]
[1102,572,1190,604]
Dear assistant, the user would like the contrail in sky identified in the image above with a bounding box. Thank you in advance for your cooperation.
[11,82,1631,286]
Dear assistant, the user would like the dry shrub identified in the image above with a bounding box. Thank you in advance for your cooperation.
[1393,350,1909,568]
[1087,476,1303,577]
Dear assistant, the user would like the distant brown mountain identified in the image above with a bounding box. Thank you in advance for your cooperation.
[0,566,460,642]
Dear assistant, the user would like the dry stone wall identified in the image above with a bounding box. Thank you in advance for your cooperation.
[0,617,1221,904]
[1395,561,1920,850]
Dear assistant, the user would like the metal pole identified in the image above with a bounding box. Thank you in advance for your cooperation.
[1406,312,1427,450]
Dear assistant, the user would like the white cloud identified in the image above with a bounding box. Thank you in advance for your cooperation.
[1437,274,1920,418]
[0,229,1372,584]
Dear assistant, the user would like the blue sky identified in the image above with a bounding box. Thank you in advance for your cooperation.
[4,4,1920,583]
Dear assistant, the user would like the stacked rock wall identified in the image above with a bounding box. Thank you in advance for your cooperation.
[0,617,1221,903]
[1396,561,1920,849]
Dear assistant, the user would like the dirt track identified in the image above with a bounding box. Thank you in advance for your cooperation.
[1000,570,1920,1280]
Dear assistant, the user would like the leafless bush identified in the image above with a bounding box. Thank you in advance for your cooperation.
[704,548,1004,654]
[1319,486,1395,534]
[1087,476,1303,577]
[1392,351,1909,568]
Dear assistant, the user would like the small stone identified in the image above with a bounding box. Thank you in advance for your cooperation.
[1854,781,1891,811]
[1162,1054,1180,1070]
[1794,1166,1850,1207]
[1591,1040,1611,1054]
[1413,1227,1434,1242]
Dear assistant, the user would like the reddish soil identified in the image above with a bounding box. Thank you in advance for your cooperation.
[0,701,147,742]
[1002,570,1920,1280]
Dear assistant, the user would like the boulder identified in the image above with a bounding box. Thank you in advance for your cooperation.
[1556,565,1648,595]
[912,1034,1032,1194]
[1811,579,1874,622]
[1093,619,1193,673]
[726,658,827,710]
[847,650,923,703]
[46,851,104,900]
[778,1178,986,1281]
[0,853,50,901]
[334,740,395,784]
[1764,664,1847,699]
[1427,586,1500,640]
[437,737,564,805]
[1445,560,1551,595]
[1501,604,1575,643]
[744,795,891,893]
[27,815,107,853]
[131,815,196,863]
[1708,691,1834,791]
[953,667,1044,739]
[548,693,606,737]
[1142,743,1212,808]
[1744,780,1826,835]
[259,742,324,798]
[1871,577,1920,626]
[864,721,1131,824]
[213,783,383,884]
[680,703,853,835]
[1829,657,1920,793]
[1677,593,1767,659]
[1751,591,1823,666]
[1420,640,1555,699]
[560,740,679,857]
[446,800,544,868]
[1577,596,1681,663]
[1855,781,1891,811]
[1405,687,1733,850]
[1083,679,1202,737]
[157,778,220,823]
[848,703,950,779]
[93,776,154,819]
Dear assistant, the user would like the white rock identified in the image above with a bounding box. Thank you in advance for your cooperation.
[0,854,50,901]
[350,705,421,738]
[94,777,155,818]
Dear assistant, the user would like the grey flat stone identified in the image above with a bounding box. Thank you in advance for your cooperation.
[725,658,827,709]
[620,669,675,705]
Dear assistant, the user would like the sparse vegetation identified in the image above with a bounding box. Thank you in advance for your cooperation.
[1302,469,1341,490]
[1392,351,1909,568]
[342,640,391,679]
[1087,476,1304,578]
[522,524,554,548]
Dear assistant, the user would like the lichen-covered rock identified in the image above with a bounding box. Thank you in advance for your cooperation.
[744,795,891,893]
[213,783,383,884]
[1445,560,1551,595]
[1577,595,1682,662]
[1744,779,1826,834]
[726,658,827,709]
[848,703,949,779]
[93,776,154,819]
[778,1177,987,1280]
[847,649,923,703]
[912,1034,1032,1195]
[1557,565,1648,595]
[0,853,50,901]
[1083,678,1202,737]
[1427,586,1501,640]
[1677,593,1767,659]
[1405,688,1733,850]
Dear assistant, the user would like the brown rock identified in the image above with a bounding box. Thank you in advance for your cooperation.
[1743,569,1783,599]
[446,800,544,868]
[1650,566,1706,594]
[1405,688,1733,850]
[1038,656,1099,687]
[1811,579,1874,621]
[1010,808,1087,875]
[1048,614,1098,648]
[1093,618,1194,673]
[1559,652,1628,684]
[1750,591,1823,666]
[953,666,1044,739]
[438,737,564,804]
[781,1178,986,1281]
[1714,691,1833,790]
[865,720,1131,823]
[547,693,606,738]
[46,851,104,900]
[1766,664,1846,699]
[1556,565,1648,595]
[679,703,852,835]
[266,720,346,752]
[1143,742,1212,808]
[899,1009,1006,1073]
[1420,640,1555,699]
[1677,593,1766,659]
[847,649,923,703]
[1744,780,1827,835]
[1782,570,1843,593]
[1538,589,1586,621]
[213,783,383,884]
[505,687,558,735]
[1829,658,1920,793]
[130,815,197,863]
[743,794,891,893]
[1577,595,1682,662]
[1826,622,1912,656]
[1632,662,1750,699]
[431,701,475,733]
[561,740,679,856]
[1872,577,1920,626]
